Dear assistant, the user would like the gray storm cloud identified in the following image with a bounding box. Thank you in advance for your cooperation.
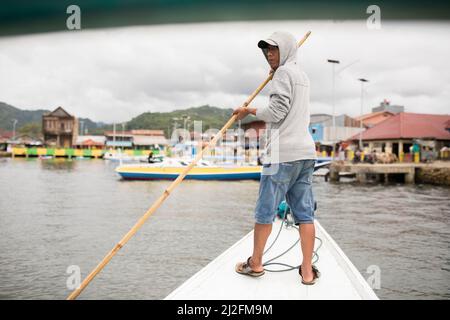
[0,20,448,123]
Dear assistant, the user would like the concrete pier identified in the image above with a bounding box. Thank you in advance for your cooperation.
[330,163,417,184]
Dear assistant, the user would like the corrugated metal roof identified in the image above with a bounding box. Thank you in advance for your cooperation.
[349,112,450,141]
[104,131,134,137]
[355,111,394,121]
[44,106,74,118]
[106,141,133,147]
[133,135,168,145]
[131,129,165,136]
[104,130,166,137]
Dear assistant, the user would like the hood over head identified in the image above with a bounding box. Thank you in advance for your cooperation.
[258,31,297,66]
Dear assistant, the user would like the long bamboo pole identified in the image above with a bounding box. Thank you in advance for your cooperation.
[67,31,311,300]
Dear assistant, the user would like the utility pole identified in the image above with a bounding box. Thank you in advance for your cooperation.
[80,120,84,136]
[358,78,369,150]
[12,119,18,140]
[113,123,116,150]
[182,115,190,133]
[121,123,125,147]
[327,59,340,159]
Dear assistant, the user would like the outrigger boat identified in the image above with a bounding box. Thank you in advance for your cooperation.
[115,158,331,181]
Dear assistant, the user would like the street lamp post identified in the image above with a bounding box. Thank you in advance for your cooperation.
[80,120,84,136]
[121,123,125,146]
[113,123,116,150]
[327,59,340,159]
[182,115,191,133]
[358,78,369,150]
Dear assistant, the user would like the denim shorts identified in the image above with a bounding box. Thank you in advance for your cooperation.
[255,159,315,225]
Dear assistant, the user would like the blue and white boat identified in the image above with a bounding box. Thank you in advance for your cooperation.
[116,159,331,181]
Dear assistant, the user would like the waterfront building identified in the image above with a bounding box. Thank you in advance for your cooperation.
[309,113,364,155]
[348,112,450,161]
[371,99,404,114]
[74,135,106,149]
[356,111,394,128]
[104,129,168,150]
[42,107,78,148]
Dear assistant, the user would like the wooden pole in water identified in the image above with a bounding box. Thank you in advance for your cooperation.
[67,31,311,300]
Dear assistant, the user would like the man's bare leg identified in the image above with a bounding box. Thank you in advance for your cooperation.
[249,223,272,272]
[299,223,315,282]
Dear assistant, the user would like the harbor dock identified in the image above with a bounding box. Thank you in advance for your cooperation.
[9,147,156,159]
[329,161,450,186]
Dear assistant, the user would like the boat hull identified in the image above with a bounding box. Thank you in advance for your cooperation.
[116,161,331,181]
[116,166,262,180]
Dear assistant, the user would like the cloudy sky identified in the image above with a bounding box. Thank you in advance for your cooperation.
[0,20,449,123]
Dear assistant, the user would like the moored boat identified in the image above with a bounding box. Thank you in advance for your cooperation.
[116,158,261,180]
[115,159,331,181]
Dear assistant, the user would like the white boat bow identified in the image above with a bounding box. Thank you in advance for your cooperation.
[166,218,378,300]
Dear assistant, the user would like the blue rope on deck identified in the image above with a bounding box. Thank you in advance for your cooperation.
[262,201,322,272]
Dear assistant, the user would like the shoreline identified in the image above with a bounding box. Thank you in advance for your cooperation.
[329,161,450,186]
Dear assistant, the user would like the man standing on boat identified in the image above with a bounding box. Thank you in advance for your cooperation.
[233,31,319,285]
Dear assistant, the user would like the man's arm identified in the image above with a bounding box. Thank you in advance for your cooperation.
[232,107,257,120]
[233,69,292,122]
[256,69,292,123]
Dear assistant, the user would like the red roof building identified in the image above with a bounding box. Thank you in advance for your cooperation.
[355,111,394,128]
[353,113,450,141]
[349,112,450,158]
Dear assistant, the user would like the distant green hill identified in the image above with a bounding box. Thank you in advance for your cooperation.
[0,102,104,136]
[0,102,235,138]
[0,102,47,131]
[78,117,106,135]
[127,105,234,137]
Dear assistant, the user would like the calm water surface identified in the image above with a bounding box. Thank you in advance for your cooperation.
[0,158,448,299]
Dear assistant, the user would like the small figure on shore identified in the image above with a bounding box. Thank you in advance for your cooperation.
[354,149,361,164]
[147,150,154,163]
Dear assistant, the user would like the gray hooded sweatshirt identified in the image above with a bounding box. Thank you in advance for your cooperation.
[256,31,316,164]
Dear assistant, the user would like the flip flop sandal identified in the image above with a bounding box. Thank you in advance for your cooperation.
[235,257,265,277]
[299,265,320,285]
